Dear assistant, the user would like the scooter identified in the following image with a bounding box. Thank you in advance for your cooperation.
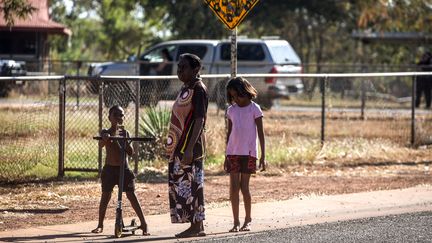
[94,129,154,238]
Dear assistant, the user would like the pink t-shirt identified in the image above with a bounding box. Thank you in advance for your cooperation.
[226,102,263,158]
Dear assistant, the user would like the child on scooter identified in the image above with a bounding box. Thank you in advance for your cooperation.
[91,105,149,235]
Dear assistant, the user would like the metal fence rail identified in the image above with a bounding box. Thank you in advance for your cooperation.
[0,72,431,182]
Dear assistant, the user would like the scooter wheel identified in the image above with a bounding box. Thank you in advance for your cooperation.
[114,224,122,238]
[131,219,137,227]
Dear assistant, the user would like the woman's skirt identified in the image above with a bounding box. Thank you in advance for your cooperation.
[168,156,205,223]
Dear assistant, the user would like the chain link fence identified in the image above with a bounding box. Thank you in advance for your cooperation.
[0,72,431,182]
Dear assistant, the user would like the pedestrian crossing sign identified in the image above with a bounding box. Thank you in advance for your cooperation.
[205,0,259,30]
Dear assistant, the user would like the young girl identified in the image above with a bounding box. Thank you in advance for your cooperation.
[224,77,266,232]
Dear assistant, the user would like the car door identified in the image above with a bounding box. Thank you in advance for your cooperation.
[139,44,176,76]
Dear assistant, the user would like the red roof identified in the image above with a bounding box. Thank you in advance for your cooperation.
[0,0,71,35]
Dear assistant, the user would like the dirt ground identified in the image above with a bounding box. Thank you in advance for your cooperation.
[0,163,431,232]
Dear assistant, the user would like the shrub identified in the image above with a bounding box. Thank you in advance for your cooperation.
[138,106,170,161]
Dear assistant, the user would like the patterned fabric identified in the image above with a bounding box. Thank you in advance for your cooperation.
[169,157,205,223]
[166,80,208,223]
[225,155,257,174]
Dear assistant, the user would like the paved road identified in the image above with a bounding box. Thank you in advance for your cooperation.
[1,186,431,243]
[192,211,432,243]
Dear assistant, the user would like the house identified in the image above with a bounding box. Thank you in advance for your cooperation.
[0,0,71,71]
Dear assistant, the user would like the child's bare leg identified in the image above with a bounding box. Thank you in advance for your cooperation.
[92,191,111,233]
[240,173,252,231]
[229,172,241,231]
[126,191,149,235]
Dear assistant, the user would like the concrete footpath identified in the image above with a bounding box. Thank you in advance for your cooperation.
[1,185,431,243]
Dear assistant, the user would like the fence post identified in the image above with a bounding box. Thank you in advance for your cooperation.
[58,77,66,178]
[76,61,82,108]
[411,75,416,147]
[134,78,140,174]
[98,79,104,177]
[320,76,327,145]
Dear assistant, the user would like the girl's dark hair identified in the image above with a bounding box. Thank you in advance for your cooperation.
[226,77,257,104]
[179,53,202,75]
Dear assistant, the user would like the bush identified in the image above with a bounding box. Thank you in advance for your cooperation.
[138,106,171,161]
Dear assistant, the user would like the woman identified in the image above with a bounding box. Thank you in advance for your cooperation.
[166,53,208,238]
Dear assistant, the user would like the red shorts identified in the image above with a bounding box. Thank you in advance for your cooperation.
[225,155,257,174]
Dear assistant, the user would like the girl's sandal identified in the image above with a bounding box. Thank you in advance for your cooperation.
[229,225,240,232]
[239,222,251,232]
[91,227,103,233]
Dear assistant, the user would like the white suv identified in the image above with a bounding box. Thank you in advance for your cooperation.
[89,38,303,109]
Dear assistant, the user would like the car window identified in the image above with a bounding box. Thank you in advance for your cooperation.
[267,43,301,64]
[220,43,265,61]
[141,45,176,63]
[176,45,207,60]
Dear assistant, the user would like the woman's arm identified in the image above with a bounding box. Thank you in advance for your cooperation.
[255,117,266,171]
[181,118,204,165]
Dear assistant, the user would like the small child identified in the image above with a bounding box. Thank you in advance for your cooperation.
[224,77,266,232]
[92,105,149,235]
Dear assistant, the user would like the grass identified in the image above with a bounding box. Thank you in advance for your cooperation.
[0,96,432,182]
[283,92,412,109]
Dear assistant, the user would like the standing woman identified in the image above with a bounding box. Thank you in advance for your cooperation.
[166,53,208,238]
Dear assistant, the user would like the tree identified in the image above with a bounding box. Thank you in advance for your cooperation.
[0,0,36,27]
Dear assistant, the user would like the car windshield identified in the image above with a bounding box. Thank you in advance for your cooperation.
[267,43,301,64]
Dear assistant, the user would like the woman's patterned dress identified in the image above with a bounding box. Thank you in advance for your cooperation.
[166,80,208,223]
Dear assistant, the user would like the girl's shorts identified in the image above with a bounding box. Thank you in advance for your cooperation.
[225,155,257,174]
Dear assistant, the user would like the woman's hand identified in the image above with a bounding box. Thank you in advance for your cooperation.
[180,149,193,166]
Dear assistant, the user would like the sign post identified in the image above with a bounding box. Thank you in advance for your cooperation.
[231,28,237,78]
[205,0,259,78]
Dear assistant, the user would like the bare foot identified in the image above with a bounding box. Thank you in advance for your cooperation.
[140,224,150,236]
[91,226,103,233]
[175,227,206,238]
[229,224,240,232]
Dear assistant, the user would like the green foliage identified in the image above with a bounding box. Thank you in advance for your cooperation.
[138,106,171,161]
[44,1,432,70]
[0,0,36,27]
[139,106,170,138]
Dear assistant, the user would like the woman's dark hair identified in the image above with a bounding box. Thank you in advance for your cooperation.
[179,53,202,74]
[226,77,257,104]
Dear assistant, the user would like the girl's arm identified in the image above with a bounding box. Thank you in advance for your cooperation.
[181,118,204,165]
[224,118,233,171]
[226,118,232,145]
[255,117,266,171]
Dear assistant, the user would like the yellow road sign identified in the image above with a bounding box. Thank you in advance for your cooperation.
[205,0,259,30]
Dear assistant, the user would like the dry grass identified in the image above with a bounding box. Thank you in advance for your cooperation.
[1,104,431,181]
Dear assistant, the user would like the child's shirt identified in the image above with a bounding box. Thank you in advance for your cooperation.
[226,101,263,158]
